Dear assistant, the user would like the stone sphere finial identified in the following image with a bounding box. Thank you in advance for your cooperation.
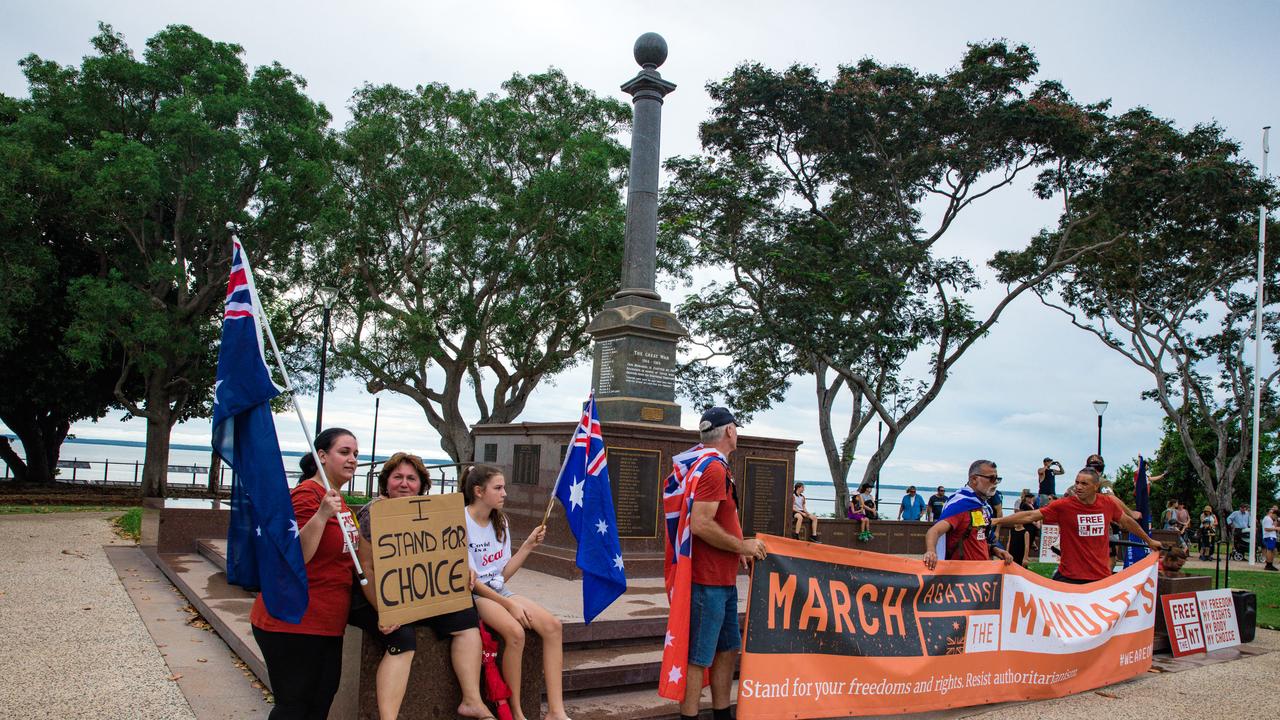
[633,32,667,69]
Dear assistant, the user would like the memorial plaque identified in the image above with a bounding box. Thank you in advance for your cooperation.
[512,444,541,486]
[740,457,789,537]
[606,447,661,538]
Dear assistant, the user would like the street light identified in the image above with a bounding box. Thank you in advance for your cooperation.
[316,286,338,436]
[1092,400,1109,456]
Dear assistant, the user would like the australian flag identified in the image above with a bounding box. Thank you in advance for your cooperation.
[212,239,308,623]
[1125,456,1152,568]
[657,443,722,701]
[553,394,626,623]
[934,485,996,560]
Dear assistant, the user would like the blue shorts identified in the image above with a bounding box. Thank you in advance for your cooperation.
[688,583,740,667]
[1264,537,1277,551]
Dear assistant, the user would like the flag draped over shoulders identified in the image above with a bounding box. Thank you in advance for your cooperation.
[212,239,308,624]
[658,443,722,701]
[553,394,627,623]
[934,486,991,560]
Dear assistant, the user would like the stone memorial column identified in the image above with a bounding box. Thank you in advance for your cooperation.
[588,32,687,425]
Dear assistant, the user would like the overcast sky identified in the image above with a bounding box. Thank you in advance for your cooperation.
[4,1,1277,497]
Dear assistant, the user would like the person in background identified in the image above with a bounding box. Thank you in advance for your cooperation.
[1036,457,1064,508]
[792,482,820,541]
[1007,489,1036,566]
[464,464,571,720]
[1226,503,1251,552]
[1262,506,1278,571]
[1175,501,1192,548]
[898,485,926,522]
[859,482,879,520]
[250,428,361,720]
[926,486,948,523]
[1197,505,1218,561]
[846,491,871,540]
[349,452,490,720]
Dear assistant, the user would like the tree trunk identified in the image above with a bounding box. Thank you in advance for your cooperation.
[0,436,29,482]
[141,408,174,498]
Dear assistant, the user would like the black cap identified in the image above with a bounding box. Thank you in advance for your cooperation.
[698,406,740,432]
[1043,457,1053,463]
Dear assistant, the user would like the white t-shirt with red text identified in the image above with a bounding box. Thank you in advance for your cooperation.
[465,510,512,591]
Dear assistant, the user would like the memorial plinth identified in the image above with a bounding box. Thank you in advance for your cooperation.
[471,421,800,578]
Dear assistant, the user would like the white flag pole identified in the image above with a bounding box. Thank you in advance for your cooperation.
[234,235,368,585]
[1249,127,1269,566]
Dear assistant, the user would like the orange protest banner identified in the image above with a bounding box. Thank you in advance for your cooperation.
[738,536,1158,719]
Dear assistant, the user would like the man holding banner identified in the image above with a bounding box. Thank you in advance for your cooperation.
[922,460,1014,569]
[997,467,1161,583]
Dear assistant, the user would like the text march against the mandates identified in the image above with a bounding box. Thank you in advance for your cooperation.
[738,536,1158,719]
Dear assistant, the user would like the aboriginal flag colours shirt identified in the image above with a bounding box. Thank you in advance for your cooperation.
[1040,494,1124,581]
[692,460,743,586]
[250,480,358,636]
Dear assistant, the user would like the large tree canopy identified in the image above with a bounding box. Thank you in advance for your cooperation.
[316,71,633,463]
[10,24,333,496]
[662,42,1107,510]
[994,109,1279,517]
[0,93,127,482]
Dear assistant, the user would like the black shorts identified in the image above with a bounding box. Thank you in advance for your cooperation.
[348,601,480,655]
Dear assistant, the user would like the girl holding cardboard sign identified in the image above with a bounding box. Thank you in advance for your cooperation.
[464,464,572,720]
[350,452,492,720]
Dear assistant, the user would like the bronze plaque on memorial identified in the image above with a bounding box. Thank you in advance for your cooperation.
[740,457,790,537]
[512,444,541,486]
[606,447,661,538]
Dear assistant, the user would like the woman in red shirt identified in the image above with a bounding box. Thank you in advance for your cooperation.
[250,427,361,719]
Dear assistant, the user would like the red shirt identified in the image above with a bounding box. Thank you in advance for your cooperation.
[691,458,743,587]
[944,507,992,561]
[250,480,357,636]
[1039,494,1123,581]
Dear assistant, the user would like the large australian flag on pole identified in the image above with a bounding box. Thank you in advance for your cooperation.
[553,393,627,623]
[212,239,308,623]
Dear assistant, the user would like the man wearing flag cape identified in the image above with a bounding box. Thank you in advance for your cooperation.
[923,459,1015,569]
[658,407,766,720]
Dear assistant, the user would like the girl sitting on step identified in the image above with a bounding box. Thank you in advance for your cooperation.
[463,464,572,720]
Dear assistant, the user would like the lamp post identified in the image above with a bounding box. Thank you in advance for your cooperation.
[1093,400,1109,456]
[315,287,338,436]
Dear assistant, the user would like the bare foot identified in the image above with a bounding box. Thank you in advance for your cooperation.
[458,702,494,720]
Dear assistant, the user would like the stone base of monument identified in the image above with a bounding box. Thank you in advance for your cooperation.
[355,626,542,720]
[471,421,800,579]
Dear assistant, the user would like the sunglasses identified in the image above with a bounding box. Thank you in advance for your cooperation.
[972,473,1002,483]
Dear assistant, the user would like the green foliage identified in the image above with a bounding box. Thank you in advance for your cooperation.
[5,24,333,495]
[662,43,1105,509]
[994,108,1279,516]
[1147,417,1279,513]
[315,71,633,462]
[112,507,143,541]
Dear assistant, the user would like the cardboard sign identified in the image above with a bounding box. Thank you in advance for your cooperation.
[1160,591,1206,657]
[736,537,1158,719]
[1038,523,1061,564]
[368,493,472,627]
[1196,589,1241,651]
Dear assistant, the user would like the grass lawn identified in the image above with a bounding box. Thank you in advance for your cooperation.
[1025,561,1280,630]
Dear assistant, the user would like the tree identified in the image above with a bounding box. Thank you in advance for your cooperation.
[662,43,1109,512]
[1145,417,1279,514]
[994,108,1279,517]
[0,93,128,482]
[316,72,632,463]
[12,24,333,496]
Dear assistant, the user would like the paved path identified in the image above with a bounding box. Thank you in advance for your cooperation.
[0,512,194,719]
